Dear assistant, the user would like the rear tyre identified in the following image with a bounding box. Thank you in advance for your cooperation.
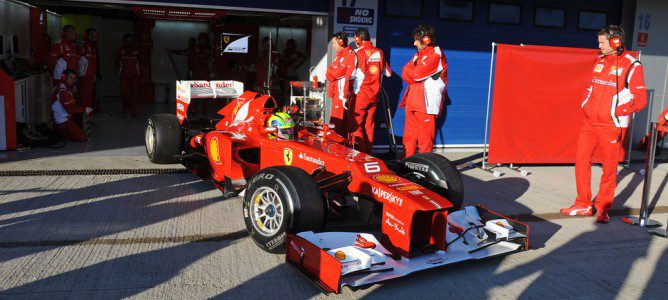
[243,166,325,253]
[145,114,183,164]
[398,153,465,211]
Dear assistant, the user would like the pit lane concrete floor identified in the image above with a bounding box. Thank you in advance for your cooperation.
[0,101,667,298]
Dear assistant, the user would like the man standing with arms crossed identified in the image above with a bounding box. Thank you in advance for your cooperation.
[400,24,448,157]
[349,28,386,154]
[560,25,647,223]
[326,31,355,137]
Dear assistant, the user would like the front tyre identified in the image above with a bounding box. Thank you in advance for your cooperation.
[243,166,325,253]
[399,153,465,211]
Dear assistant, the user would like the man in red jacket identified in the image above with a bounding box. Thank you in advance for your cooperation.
[400,24,448,157]
[561,25,647,223]
[49,25,79,86]
[51,69,86,142]
[349,28,386,154]
[77,28,98,115]
[114,33,141,116]
[326,31,355,137]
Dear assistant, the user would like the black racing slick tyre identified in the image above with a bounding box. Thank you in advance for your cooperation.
[145,114,183,164]
[399,153,465,211]
[243,166,325,253]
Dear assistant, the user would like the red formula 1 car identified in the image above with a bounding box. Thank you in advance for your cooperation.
[145,80,529,293]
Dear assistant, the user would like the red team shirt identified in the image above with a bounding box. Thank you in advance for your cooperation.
[326,45,356,108]
[114,46,140,77]
[581,51,647,128]
[352,41,386,100]
[77,41,98,77]
[400,45,448,115]
[49,39,79,79]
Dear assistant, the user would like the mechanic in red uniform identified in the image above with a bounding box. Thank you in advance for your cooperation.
[191,32,212,80]
[49,25,79,86]
[114,33,141,116]
[51,69,86,142]
[77,28,98,115]
[326,32,355,137]
[349,28,386,154]
[399,24,448,157]
[561,25,647,223]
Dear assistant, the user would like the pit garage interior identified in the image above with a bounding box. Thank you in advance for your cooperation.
[1,0,329,160]
[0,0,667,298]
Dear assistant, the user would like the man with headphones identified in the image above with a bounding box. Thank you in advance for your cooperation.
[399,24,448,157]
[49,25,79,86]
[114,33,141,116]
[349,28,387,154]
[77,28,99,116]
[326,31,356,137]
[51,69,86,142]
[561,25,647,223]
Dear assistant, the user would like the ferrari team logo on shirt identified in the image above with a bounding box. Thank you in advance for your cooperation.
[594,64,604,73]
[609,67,624,76]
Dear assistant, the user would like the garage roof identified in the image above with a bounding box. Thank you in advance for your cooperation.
[62,0,329,15]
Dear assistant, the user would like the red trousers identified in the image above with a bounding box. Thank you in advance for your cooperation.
[349,96,377,154]
[330,100,347,138]
[403,110,436,157]
[55,119,86,142]
[575,121,623,211]
[120,75,139,113]
[77,76,95,109]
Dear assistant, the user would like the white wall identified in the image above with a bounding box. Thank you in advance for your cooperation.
[310,16,329,82]
[47,11,61,40]
[0,0,31,59]
[152,20,209,81]
[631,0,668,147]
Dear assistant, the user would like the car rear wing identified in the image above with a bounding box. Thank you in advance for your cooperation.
[176,80,244,123]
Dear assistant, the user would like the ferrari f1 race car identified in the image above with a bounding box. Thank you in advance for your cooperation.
[145,80,529,293]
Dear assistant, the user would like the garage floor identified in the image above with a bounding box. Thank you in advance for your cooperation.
[0,101,666,298]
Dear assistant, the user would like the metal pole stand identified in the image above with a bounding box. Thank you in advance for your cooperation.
[467,161,503,177]
[624,122,663,230]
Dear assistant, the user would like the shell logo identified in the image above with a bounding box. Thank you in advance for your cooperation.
[210,138,220,163]
[334,251,346,260]
[373,174,400,183]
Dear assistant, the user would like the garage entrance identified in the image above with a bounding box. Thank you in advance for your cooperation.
[2,0,328,160]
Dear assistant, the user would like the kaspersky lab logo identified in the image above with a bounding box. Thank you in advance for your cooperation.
[298,152,324,165]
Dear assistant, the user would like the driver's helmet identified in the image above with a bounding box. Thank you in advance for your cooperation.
[267,112,295,140]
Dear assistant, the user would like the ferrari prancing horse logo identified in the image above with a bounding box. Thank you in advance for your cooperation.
[284,148,293,165]
[223,36,230,44]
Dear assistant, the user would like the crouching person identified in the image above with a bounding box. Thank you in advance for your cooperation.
[52,69,87,142]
